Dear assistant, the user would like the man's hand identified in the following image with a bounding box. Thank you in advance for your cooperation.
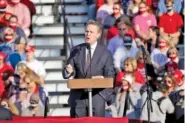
[66,64,73,74]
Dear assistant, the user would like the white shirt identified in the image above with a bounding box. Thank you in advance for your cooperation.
[113,41,138,69]
[22,59,46,77]
[86,42,97,58]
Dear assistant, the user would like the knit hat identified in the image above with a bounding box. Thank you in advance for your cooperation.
[0,0,6,13]
[15,36,27,45]
[122,74,133,85]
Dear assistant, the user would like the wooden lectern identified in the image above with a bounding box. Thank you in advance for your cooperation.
[67,78,114,117]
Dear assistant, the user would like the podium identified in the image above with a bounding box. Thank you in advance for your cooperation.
[67,78,114,117]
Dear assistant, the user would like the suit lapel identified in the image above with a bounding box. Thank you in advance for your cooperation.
[80,46,86,76]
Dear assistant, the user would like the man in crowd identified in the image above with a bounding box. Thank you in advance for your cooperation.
[62,20,115,117]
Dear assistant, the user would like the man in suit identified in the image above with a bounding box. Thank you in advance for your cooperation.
[62,20,115,117]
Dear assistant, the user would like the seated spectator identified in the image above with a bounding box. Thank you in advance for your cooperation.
[127,0,141,17]
[21,46,46,84]
[21,94,44,116]
[147,26,159,53]
[158,0,182,16]
[140,82,175,123]
[158,0,183,46]
[113,33,138,72]
[164,74,176,94]
[116,57,145,85]
[165,47,179,74]
[8,15,26,38]
[0,52,13,81]
[107,17,134,54]
[173,70,184,91]
[111,74,141,118]
[0,27,17,56]
[169,89,184,122]
[104,2,123,29]
[20,0,36,37]
[151,35,169,75]
[6,0,31,37]
[0,0,12,29]
[133,1,157,42]
[96,0,115,24]
[7,36,27,69]
[136,50,156,81]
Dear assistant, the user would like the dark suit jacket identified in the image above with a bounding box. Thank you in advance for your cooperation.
[0,106,13,120]
[62,43,115,107]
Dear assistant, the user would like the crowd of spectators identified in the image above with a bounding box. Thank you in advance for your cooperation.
[88,0,184,122]
[0,0,47,118]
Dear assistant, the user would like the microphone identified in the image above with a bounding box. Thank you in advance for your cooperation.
[140,45,146,56]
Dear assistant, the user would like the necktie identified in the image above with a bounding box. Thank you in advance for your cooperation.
[85,50,91,71]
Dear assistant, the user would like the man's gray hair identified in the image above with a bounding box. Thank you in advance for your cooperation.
[86,20,102,33]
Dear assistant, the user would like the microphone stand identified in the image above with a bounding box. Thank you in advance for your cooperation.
[87,43,93,117]
[140,46,153,123]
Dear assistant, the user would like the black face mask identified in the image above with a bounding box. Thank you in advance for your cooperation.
[166,6,173,12]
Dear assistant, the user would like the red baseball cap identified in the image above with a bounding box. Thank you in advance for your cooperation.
[25,45,35,52]
[173,70,184,84]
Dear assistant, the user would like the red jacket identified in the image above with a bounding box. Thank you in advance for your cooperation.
[116,71,145,86]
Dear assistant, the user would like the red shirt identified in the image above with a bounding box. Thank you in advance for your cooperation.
[116,71,145,86]
[96,0,104,10]
[165,61,179,73]
[0,12,12,27]
[159,12,183,34]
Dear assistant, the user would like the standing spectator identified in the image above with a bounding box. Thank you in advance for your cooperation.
[127,0,141,17]
[173,70,184,91]
[7,36,27,69]
[164,74,176,94]
[140,83,175,123]
[6,0,31,37]
[8,15,26,38]
[0,27,17,56]
[113,33,138,72]
[158,0,182,16]
[158,0,183,46]
[96,0,115,24]
[21,94,44,116]
[22,45,46,84]
[151,35,169,75]
[112,74,141,118]
[133,1,157,42]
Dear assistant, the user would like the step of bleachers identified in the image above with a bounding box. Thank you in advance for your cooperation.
[33,0,85,5]
[49,107,70,116]
[33,25,85,35]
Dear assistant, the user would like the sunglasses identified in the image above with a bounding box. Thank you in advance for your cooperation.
[119,28,126,31]
[169,52,176,54]
[113,8,119,10]
[165,80,172,83]
[124,63,130,66]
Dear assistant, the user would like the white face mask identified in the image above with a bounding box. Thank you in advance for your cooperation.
[30,103,38,108]
[132,7,139,14]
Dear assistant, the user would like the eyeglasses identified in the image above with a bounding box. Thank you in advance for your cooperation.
[169,52,176,54]
[124,63,130,66]
[119,28,126,31]
[165,80,172,83]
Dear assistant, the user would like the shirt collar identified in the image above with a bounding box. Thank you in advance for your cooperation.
[90,42,97,51]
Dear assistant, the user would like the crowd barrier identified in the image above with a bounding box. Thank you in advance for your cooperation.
[0,116,157,123]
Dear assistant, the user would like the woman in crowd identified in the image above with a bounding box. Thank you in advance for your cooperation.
[164,74,176,94]
[133,1,157,44]
[127,0,142,17]
[116,57,145,86]
[135,50,156,81]
[165,47,179,74]
[6,0,31,37]
[112,74,141,118]
[0,27,17,56]
[151,35,169,75]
